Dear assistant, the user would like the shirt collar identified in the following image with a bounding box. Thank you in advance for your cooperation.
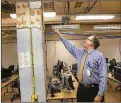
[87,49,95,54]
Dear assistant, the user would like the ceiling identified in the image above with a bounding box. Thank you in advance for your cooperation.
[1,0,121,43]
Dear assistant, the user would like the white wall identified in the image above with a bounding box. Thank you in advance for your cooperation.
[98,39,120,61]
[46,38,120,76]
[2,43,18,70]
[2,38,120,74]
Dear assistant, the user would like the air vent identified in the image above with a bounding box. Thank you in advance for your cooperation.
[52,24,80,30]
[74,2,83,8]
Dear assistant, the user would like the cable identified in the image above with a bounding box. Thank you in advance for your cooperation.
[52,41,56,72]
[54,41,57,65]
[120,1,121,61]
[26,0,41,102]
[45,40,49,78]
[119,39,121,61]
[45,41,51,94]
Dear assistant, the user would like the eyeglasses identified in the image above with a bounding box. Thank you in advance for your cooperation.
[87,38,93,43]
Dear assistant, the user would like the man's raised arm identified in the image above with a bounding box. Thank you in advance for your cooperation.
[53,29,83,59]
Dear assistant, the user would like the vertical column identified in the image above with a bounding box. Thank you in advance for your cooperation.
[16,1,46,102]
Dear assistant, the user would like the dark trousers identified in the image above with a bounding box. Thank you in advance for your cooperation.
[77,83,104,102]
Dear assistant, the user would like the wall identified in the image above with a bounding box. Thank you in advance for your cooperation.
[46,38,120,76]
[2,38,120,75]
[2,43,18,70]
[98,39,120,61]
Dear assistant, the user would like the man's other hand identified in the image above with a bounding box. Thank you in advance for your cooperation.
[94,95,102,102]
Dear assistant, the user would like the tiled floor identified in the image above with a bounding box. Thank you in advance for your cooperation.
[1,80,121,102]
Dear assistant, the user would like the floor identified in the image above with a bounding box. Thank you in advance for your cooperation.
[1,80,121,102]
[1,85,20,102]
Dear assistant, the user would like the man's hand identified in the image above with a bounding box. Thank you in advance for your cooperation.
[94,95,102,102]
[53,28,60,34]
[53,28,63,38]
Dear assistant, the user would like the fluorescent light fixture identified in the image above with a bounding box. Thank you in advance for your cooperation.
[76,15,115,20]
[52,25,80,30]
[94,25,121,30]
[10,14,16,19]
[44,12,56,17]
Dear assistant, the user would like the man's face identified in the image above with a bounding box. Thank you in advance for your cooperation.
[83,36,94,49]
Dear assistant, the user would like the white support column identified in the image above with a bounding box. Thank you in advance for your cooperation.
[16,1,46,102]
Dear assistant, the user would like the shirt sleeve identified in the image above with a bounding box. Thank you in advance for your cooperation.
[97,54,107,96]
[60,37,83,59]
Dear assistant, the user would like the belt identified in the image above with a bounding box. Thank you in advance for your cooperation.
[80,83,99,88]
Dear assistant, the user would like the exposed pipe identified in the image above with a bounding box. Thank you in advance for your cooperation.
[2,32,9,36]
[64,1,66,15]
[52,1,54,11]
[99,0,102,13]
[67,1,70,14]
[2,28,16,31]
[2,32,16,39]
[83,0,90,13]
[83,7,89,13]
[45,37,121,41]
[2,31,16,35]
[2,35,17,39]
[45,32,121,36]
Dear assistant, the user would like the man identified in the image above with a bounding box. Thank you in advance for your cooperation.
[114,62,121,75]
[53,29,107,102]
[109,59,116,74]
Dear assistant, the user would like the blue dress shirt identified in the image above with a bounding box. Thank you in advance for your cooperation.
[60,37,107,97]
